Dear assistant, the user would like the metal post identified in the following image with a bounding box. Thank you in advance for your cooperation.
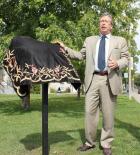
[42,83,48,155]
[128,54,132,99]
[128,24,133,100]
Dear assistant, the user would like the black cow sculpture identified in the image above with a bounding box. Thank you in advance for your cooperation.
[3,36,81,109]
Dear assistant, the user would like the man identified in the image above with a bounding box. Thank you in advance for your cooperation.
[60,12,129,155]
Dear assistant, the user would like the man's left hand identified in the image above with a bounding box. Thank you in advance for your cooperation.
[108,58,119,69]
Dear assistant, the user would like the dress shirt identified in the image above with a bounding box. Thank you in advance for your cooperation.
[95,34,111,71]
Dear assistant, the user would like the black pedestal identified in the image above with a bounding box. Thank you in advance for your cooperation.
[42,83,48,155]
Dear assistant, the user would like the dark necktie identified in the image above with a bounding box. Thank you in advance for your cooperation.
[98,35,106,71]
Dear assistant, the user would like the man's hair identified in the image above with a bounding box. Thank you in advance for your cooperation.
[100,12,113,25]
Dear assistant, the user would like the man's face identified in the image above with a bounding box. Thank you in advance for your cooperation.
[99,16,112,35]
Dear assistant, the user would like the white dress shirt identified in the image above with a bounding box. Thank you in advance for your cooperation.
[95,34,111,71]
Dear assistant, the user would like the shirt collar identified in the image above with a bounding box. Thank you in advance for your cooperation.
[100,33,111,39]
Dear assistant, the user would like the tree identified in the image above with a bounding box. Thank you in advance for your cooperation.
[0,0,140,96]
[134,73,140,87]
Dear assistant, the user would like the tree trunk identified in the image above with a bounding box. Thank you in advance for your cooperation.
[81,84,84,95]
[21,85,30,110]
[77,87,80,98]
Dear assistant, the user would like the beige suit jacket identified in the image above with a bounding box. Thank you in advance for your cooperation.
[66,35,129,95]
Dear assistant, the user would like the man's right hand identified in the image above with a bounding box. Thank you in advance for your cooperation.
[52,40,65,48]
[57,41,65,48]
[52,40,67,53]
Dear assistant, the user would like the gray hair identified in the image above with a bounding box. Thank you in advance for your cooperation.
[100,12,113,25]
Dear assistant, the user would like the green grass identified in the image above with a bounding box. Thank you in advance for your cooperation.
[0,94,140,155]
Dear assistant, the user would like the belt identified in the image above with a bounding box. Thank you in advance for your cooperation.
[94,71,108,76]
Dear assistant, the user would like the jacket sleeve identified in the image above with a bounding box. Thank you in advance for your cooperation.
[65,40,86,60]
[117,37,129,70]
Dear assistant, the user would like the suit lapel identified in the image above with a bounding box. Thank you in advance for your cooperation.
[108,35,115,59]
[107,35,117,73]
[92,36,99,60]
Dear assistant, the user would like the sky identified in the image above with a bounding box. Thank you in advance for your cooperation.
[135,20,140,73]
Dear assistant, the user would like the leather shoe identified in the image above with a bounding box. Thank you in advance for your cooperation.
[103,148,112,155]
[77,144,95,151]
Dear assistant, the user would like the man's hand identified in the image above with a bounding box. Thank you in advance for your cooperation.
[52,40,66,53]
[57,41,65,48]
[108,57,119,69]
[52,40,65,48]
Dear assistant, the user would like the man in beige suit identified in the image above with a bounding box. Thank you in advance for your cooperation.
[60,12,129,155]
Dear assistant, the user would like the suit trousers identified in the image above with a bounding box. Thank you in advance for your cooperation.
[85,74,117,148]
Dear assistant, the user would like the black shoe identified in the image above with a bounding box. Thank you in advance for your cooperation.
[77,144,95,151]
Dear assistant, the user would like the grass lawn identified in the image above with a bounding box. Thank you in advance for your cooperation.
[0,94,140,155]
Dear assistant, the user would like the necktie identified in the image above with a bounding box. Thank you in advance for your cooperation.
[98,35,106,71]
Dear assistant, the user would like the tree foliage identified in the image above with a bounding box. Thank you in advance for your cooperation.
[134,73,140,87]
[0,0,140,75]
